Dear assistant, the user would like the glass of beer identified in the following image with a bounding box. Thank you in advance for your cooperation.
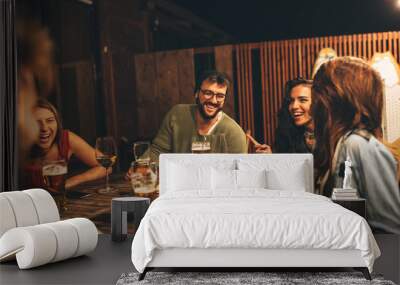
[191,135,211,153]
[42,159,68,213]
[129,160,158,200]
[95,136,118,194]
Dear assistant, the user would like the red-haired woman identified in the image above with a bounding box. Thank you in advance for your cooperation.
[312,56,400,234]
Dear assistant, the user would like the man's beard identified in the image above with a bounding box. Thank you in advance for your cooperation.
[196,97,222,121]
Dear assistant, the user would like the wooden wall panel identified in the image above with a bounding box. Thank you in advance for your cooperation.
[134,53,159,139]
[75,62,97,144]
[155,51,180,122]
[310,38,316,77]
[276,42,283,113]
[268,42,275,145]
[235,44,244,129]
[135,30,400,149]
[394,32,399,62]
[283,40,289,94]
[103,53,119,139]
[113,50,137,141]
[260,42,268,143]
[135,48,194,140]
[58,61,101,144]
[233,31,400,147]
[59,65,80,135]
[176,49,195,104]
[215,45,235,119]
[235,44,255,134]
[357,34,363,58]
[306,37,311,78]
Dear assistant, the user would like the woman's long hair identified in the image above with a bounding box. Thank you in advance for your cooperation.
[30,98,63,159]
[274,78,313,153]
[312,56,383,184]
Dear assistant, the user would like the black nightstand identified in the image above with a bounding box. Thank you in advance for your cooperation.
[332,198,366,218]
[111,197,150,242]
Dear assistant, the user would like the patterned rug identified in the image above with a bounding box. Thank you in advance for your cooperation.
[116,271,396,285]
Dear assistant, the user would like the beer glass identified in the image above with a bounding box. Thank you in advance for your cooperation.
[129,160,158,200]
[95,136,118,194]
[191,135,211,153]
[42,159,68,213]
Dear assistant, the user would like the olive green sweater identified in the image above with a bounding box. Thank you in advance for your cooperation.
[147,104,247,162]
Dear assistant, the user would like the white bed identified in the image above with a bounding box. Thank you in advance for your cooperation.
[131,154,380,280]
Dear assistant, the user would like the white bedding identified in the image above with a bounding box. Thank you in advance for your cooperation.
[131,190,380,273]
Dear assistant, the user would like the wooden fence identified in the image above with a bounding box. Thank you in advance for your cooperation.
[236,31,400,145]
[135,31,400,145]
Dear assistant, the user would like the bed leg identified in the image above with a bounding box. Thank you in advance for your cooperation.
[138,268,148,281]
[354,267,371,280]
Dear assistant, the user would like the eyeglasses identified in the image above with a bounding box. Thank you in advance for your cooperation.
[200,89,226,102]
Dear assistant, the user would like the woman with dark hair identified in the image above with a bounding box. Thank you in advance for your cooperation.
[23,98,106,189]
[252,78,314,153]
[312,56,400,234]
[274,78,314,153]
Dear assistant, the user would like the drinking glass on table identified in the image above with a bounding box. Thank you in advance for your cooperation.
[191,134,211,153]
[42,159,68,213]
[129,160,158,200]
[95,136,118,194]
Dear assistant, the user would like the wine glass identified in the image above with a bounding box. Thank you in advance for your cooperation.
[95,136,118,194]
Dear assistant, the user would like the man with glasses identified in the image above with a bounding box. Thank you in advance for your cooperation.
[145,70,247,162]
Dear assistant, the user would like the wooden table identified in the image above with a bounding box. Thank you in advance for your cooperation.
[61,174,157,233]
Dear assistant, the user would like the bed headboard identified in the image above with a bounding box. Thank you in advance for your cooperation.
[159,154,314,195]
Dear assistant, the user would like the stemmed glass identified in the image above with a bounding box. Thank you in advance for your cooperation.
[95,136,118,194]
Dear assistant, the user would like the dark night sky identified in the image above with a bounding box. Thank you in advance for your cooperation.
[172,0,400,43]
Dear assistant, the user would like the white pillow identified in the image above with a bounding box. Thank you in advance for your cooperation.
[212,168,237,190]
[167,162,212,191]
[237,169,267,188]
[265,166,306,191]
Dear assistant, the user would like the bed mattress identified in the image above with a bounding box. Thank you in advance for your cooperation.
[131,190,380,273]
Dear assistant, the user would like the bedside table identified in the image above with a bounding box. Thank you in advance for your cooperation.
[332,198,366,218]
[111,197,150,241]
